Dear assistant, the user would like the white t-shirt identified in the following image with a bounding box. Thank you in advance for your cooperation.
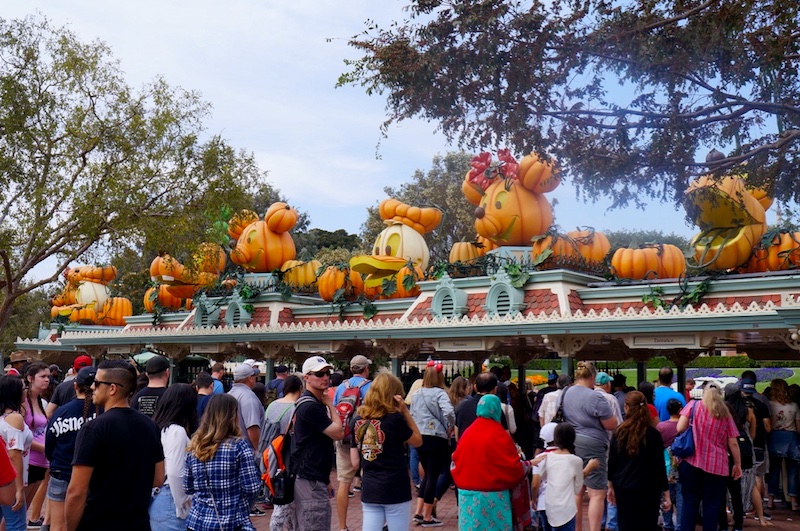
[161,424,191,519]
[539,452,584,527]
[770,401,800,431]
[0,412,33,484]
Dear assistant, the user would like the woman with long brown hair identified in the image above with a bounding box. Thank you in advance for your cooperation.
[23,361,51,527]
[350,372,422,531]
[184,394,260,531]
[677,383,742,531]
[607,391,670,531]
[766,378,800,510]
[409,365,454,527]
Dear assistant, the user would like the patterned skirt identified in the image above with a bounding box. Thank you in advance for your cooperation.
[457,489,513,530]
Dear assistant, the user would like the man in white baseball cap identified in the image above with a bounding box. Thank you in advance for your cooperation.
[291,356,343,531]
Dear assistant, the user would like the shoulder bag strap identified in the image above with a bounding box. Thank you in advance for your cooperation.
[202,458,225,531]
[556,386,569,418]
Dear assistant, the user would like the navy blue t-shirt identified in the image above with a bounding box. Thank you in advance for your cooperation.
[45,398,97,478]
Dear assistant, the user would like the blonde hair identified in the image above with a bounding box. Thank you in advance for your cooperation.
[422,367,445,389]
[702,384,731,419]
[575,361,597,382]
[358,373,404,419]
[770,378,791,405]
[187,394,241,462]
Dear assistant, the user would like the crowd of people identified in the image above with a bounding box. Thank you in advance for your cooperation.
[0,349,797,531]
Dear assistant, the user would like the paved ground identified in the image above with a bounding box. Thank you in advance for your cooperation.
[250,471,800,530]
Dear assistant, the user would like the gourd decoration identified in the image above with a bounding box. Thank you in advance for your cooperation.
[465,150,557,246]
[97,297,134,326]
[449,241,483,263]
[51,265,124,324]
[610,244,687,280]
[281,259,323,289]
[144,285,187,312]
[531,228,611,271]
[227,209,260,240]
[685,151,768,271]
[229,204,297,272]
[739,231,800,273]
[317,265,365,302]
[149,243,226,299]
[351,199,442,299]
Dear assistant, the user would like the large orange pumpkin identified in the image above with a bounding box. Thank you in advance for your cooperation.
[647,243,687,279]
[265,202,299,233]
[379,199,442,234]
[230,220,296,272]
[531,233,580,263]
[150,255,185,281]
[449,242,483,263]
[611,247,661,280]
[474,179,553,246]
[684,175,766,230]
[318,266,364,301]
[69,306,98,324]
[99,297,133,326]
[567,229,611,263]
[393,264,424,298]
[517,153,561,193]
[143,285,184,312]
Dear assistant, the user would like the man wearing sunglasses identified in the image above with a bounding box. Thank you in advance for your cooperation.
[291,356,344,531]
[66,360,164,531]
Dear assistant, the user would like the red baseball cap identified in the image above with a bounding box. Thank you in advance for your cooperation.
[73,355,93,371]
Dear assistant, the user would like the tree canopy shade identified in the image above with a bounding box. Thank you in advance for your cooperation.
[340,0,800,211]
[0,16,257,331]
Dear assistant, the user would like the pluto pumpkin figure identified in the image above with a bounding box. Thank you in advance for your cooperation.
[50,265,133,326]
[350,199,442,298]
[464,150,559,246]
[228,202,298,273]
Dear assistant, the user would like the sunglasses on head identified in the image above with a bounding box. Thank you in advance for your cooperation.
[310,369,331,377]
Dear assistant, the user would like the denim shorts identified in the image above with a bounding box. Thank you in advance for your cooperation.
[47,475,69,502]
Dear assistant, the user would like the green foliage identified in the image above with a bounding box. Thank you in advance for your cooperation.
[295,229,361,258]
[0,285,50,353]
[360,152,477,262]
[605,230,691,250]
[341,0,800,210]
[0,15,259,331]
[525,356,798,371]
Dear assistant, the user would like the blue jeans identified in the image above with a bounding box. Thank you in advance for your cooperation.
[148,485,188,531]
[361,500,411,531]
[767,430,799,498]
[602,499,618,530]
[1,501,27,531]
[552,516,576,531]
[537,510,553,531]
[679,461,726,531]
[661,482,681,531]
[409,446,420,486]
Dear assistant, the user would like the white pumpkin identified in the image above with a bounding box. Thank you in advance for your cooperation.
[75,281,111,310]
[372,222,430,271]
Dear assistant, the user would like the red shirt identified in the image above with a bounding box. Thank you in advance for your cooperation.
[681,401,738,477]
[0,437,17,486]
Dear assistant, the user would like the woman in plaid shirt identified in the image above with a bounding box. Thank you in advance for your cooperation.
[184,394,261,531]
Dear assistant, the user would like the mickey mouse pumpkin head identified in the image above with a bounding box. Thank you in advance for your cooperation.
[464,151,559,246]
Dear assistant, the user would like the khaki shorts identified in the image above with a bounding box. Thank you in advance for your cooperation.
[335,440,358,483]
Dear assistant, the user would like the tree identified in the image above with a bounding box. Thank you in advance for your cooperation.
[361,152,477,262]
[0,285,51,354]
[0,16,258,332]
[340,0,800,211]
[604,230,691,250]
[293,229,362,258]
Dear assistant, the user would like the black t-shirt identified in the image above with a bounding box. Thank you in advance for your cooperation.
[73,407,164,531]
[131,386,167,417]
[746,396,770,449]
[352,412,413,504]
[50,378,77,409]
[291,391,333,483]
[455,394,507,436]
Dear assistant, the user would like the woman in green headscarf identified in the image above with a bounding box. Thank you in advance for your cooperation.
[451,394,529,530]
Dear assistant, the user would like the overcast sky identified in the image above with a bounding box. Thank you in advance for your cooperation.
[7,0,714,253]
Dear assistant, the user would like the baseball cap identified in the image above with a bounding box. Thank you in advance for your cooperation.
[302,355,333,375]
[76,366,98,386]
[275,364,288,374]
[740,378,756,394]
[145,355,170,375]
[595,372,612,386]
[539,422,557,446]
[48,364,61,372]
[73,355,93,371]
[724,382,740,398]
[350,354,372,370]
[612,373,627,387]
[233,363,259,380]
